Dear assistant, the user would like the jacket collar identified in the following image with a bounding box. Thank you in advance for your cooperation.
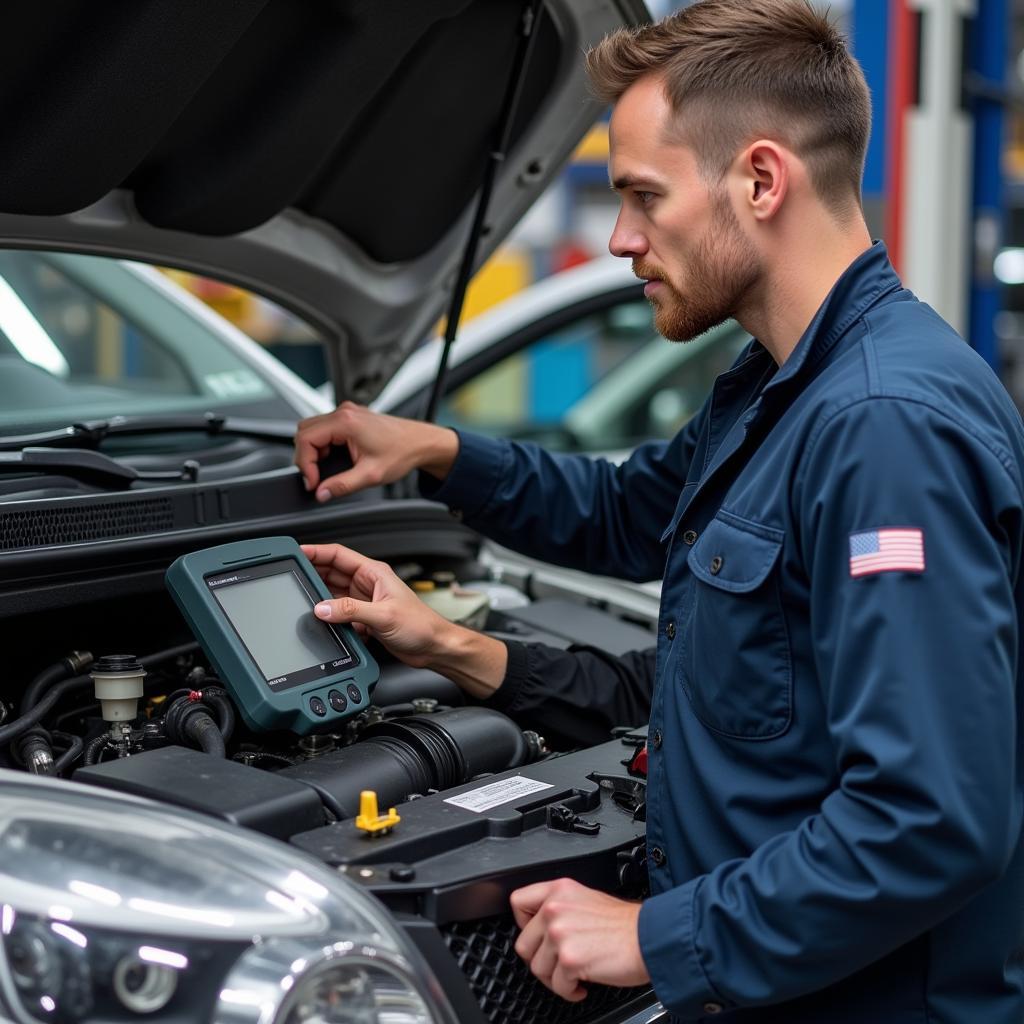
[657,243,904,545]
[755,240,904,398]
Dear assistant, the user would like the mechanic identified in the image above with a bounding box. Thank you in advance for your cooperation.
[294,1,1024,1020]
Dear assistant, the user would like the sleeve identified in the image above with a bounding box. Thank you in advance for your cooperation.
[473,641,655,748]
[417,415,705,582]
[637,397,1023,1017]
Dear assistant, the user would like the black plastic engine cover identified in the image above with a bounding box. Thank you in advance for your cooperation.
[289,729,649,925]
[291,730,653,1024]
[75,744,326,839]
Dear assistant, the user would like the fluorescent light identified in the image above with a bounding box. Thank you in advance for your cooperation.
[0,274,70,377]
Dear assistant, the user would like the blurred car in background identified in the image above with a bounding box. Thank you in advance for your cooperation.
[364,258,751,458]
[0,249,329,429]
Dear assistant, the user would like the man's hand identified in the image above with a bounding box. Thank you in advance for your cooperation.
[294,402,459,502]
[511,879,649,1002]
[302,543,507,697]
[303,542,454,667]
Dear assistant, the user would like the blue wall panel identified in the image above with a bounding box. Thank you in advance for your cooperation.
[850,0,890,200]
[969,0,1007,369]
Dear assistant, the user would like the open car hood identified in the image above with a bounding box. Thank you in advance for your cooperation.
[0,0,648,403]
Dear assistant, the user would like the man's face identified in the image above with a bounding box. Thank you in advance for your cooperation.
[608,77,763,341]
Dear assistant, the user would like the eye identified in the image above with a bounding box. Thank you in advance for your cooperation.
[635,190,655,205]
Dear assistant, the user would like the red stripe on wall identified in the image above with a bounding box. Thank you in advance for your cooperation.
[885,0,917,276]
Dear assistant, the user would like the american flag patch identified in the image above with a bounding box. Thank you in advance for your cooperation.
[849,528,925,577]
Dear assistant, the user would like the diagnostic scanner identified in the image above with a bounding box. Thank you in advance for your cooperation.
[166,537,379,735]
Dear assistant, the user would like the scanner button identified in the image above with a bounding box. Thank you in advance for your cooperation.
[328,689,348,714]
[309,696,327,717]
[346,683,363,705]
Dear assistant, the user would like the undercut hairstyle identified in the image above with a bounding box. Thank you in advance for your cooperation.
[585,0,872,217]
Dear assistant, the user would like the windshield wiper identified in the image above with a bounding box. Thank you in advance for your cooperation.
[0,412,296,452]
[0,448,199,489]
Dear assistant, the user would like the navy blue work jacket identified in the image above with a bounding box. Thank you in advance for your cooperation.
[423,243,1024,1022]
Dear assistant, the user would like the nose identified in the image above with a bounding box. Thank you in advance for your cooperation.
[608,210,648,260]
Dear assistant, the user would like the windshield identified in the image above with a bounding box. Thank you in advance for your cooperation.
[0,250,307,430]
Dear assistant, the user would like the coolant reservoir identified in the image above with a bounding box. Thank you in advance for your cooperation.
[411,574,489,629]
[459,580,530,611]
[90,654,146,723]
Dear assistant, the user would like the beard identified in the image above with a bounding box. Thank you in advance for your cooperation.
[636,192,762,342]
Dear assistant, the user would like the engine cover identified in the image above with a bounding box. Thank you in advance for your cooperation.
[289,729,650,923]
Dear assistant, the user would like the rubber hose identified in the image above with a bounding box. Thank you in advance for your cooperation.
[199,687,236,741]
[0,677,91,748]
[82,735,109,766]
[280,707,533,820]
[16,728,55,775]
[184,711,226,758]
[51,731,84,776]
[20,660,75,716]
[0,643,199,749]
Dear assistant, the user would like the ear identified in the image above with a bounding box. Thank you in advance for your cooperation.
[737,141,788,221]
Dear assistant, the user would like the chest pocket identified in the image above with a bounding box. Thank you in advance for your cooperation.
[682,511,792,739]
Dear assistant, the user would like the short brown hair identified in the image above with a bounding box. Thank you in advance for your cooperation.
[586,0,871,215]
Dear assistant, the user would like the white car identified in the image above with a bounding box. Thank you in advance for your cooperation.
[0,249,330,427]
[0,4,680,1024]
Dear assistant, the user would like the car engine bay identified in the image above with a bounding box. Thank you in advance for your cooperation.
[0,467,659,1024]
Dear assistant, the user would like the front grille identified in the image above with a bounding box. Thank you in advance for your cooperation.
[0,497,175,550]
[441,914,646,1024]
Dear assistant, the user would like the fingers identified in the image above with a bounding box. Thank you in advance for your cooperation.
[550,963,587,1003]
[293,404,360,494]
[301,543,373,578]
[293,414,335,492]
[302,545,396,606]
[314,460,384,503]
[516,914,586,1003]
[295,403,391,501]
[527,932,559,985]
[306,558,355,592]
[512,882,560,977]
[314,594,394,635]
[510,881,553,930]
[316,569,371,603]
[513,910,546,961]
[513,880,632,1004]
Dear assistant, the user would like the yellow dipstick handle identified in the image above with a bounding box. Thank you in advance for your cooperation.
[355,790,400,836]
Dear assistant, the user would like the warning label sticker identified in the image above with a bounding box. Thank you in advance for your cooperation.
[443,775,553,813]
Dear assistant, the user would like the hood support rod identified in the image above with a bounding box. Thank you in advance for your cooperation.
[423,0,545,423]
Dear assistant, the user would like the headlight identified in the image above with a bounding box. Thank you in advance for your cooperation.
[0,773,451,1024]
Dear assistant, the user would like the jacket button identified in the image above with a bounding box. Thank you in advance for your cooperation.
[682,529,698,545]
[652,729,663,750]
[703,1003,723,1015]
[650,846,666,867]
[709,555,724,575]
[665,620,675,640]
